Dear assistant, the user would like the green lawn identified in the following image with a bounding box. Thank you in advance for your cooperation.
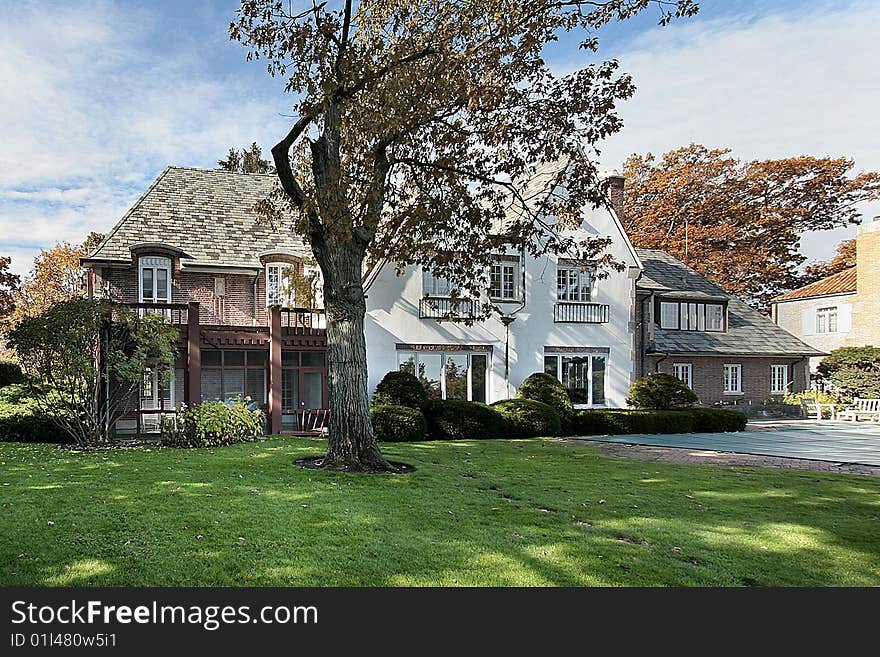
[0,437,878,586]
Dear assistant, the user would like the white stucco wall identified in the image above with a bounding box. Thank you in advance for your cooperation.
[363,205,641,407]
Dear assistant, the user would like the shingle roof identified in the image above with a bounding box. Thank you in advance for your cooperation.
[772,267,857,302]
[636,248,823,357]
[85,166,309,268]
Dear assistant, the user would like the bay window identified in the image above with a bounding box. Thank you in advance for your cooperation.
[544,352,606,406]
[398,350,488,402]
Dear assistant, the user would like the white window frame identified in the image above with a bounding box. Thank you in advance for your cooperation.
[770,364,788,395]
[556,266,593,302]
[266,262,295,307]
[706,303,724,332]
[138,256,172,305]
[673,363,693,389]
[816,306,838,334]
[659,302,679,329]
[489,262,519,301]
[422,269,452,297]
[397,351,489,402]
[544,352,607,408]
[723,364,743,395]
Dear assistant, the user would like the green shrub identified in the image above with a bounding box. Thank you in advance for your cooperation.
[371,404,427,442]
[628,373,698,409]
[687,407,748,432]
[0,360,24,388]
[0,384,62,442]
[161,400,264,448]
[423,399,507,440]
[572,408,746,436]
[372,370,429,409]
[492,399,561,438]
[782,390,840,406]
[516,373,573,427]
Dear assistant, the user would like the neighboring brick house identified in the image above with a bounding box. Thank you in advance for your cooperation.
[771,218,880,370]
[82,166,327,436]
[635,249,821,405]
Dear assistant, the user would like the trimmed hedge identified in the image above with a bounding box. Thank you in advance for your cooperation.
[572,408,747,436]
[0,384,61,443]
[492,399,561,438]
[161,401,264,448]
[371,404,427,442]
[516,372,574,433]
[0,360,24,388]
[628,373,698,409]
[423,399,507,441]
[372,370,429,409]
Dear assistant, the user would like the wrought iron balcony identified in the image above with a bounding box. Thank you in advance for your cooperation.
[553,302,610,324]
[419,296,480,321]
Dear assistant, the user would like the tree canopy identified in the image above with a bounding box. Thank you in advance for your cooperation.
[231,0,698,469]
[803,238,856,285]
[218,142,276,173]
[621,144,880,309]
[0,257,20,327]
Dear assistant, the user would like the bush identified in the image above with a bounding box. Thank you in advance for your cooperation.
[0,360,24,388]
[371,404,428,442]
[571,408,746,436]
[782,390,840,406]
[372,370,429,409]
[423,399,507,440]
[492,399,561,438]
[628,373,698,409]
[0,384,62,442]
[816,346,880,398]
[687,408,748,432]
[161,400,264,448]
[517,372,573,413]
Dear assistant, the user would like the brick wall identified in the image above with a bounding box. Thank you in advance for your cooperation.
[646,354,809,405]
[849,220,880,346]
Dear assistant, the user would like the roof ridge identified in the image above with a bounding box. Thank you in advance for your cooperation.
[166,165,277,178]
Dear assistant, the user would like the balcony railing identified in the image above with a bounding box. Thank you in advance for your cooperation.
[419,296,480,321]
[121,302,190,325]
[553,302,610,324]
[280,307,326,329]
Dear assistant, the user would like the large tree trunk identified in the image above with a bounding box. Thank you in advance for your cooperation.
[314,237,391,471]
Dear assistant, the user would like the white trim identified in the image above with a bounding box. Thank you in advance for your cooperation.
[770,364,788,395]
[672,363,693,389]
[138,256,172,305]
[723,363,743,395]
[544,351,608,408]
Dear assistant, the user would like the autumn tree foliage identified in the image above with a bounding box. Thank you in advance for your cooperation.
[218,142,275,173]
[622,145,880,308]
[0,257,20,326]
[9,233,105,327]
[802,238,856,284]
[230,0,697,471]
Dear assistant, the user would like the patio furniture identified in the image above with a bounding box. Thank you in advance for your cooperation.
[801,399,839,421]
[838,398,880,422]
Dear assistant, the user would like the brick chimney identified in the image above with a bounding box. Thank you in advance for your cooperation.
[605,174,625,218]
[850,220,880,344]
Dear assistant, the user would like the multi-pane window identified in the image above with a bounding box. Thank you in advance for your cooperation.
[266,263,295,307]
[770,364,788,394]
[489,263,518,301]
[200,351,267,407]
[398,350,488,402]
[422,269,452,297]
[723,364,742,394]
[673,363,693,389]
[544,353,606,406]
[658,300,724,332]
[816,307,838,334]
[556,267,592,302]
[139,256,171,305]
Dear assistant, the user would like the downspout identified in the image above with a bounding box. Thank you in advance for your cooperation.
[497,242,528,399]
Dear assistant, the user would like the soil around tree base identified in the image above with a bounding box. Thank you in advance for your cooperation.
[294,455,416,474]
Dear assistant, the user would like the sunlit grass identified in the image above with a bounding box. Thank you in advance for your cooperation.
[0,437,878,586]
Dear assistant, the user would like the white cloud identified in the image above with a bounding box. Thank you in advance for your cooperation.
[0,1,291,276]
[594,2,880,265]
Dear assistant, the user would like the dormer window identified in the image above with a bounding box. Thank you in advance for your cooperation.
[266,262,295,307]
[658,299,725,332]
[139,256,171,305]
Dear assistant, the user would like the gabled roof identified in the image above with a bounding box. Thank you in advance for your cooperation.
[84,166,309,269]
[636,248,823,357]
[771,267,857,302]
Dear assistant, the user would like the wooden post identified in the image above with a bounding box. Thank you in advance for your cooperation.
[268,306,282,434]
[186,301,201,406]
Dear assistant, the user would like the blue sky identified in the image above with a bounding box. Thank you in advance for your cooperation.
[2,0,879,276]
